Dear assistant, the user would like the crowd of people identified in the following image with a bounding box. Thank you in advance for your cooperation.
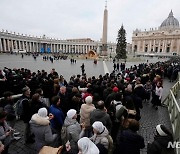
[0,57,179,154]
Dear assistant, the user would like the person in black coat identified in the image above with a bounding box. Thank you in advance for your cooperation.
[147,124,174,154]
[114,119,145,154]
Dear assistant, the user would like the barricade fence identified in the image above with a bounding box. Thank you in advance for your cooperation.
[162,72,180,154]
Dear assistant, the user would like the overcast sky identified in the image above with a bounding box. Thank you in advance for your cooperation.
[0,0,180,43]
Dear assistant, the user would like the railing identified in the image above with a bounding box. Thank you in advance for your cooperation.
[0,94,22,101]
[162,73,180,154]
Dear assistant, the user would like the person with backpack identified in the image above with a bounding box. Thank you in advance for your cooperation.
[108,92,123,142]
[61,109,81,153]
[90,121,113,154]
[147,124,174,154]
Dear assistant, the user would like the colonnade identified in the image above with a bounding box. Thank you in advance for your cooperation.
[0,37,98,54]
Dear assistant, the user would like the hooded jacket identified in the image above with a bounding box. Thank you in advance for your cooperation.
[80,103,96,127]
[90,127,109,149]
[30,114,57,152]
[63,117,81,151]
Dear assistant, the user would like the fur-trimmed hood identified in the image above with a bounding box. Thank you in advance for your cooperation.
[134,84,143,89]
[30,114,50,126]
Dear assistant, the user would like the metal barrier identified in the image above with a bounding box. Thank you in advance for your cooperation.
[162,73,180,154]
[0,94,22,101]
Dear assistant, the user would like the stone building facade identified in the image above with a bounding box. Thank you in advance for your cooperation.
[0,30,117,55]
[132,10,180,56]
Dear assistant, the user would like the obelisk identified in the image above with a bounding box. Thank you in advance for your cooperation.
[101,1,108,56]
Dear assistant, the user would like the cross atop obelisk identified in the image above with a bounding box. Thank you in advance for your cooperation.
[101,0,108,56]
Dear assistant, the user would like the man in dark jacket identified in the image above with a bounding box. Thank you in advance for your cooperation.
[20,86,33,143]
[147,124,174,154]
[58,86,69,116]
[114,119,145,154]
[90,100,112,133]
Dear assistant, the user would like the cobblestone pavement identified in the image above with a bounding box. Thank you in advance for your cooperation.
[8,79,177,154]
[2,54,176,154]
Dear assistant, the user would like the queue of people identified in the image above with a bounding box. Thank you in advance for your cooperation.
[0,57,179,154]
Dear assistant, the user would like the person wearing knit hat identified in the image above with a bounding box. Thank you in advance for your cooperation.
[63,109,81,153]
[80,96,95,137]
[147,124,173,154]
[156,124,168,136]
[67,109,77,119]
[85,96,93,104]
[30,107,57,152]
[113,87,119,92]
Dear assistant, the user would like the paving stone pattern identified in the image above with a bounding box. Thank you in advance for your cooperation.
[8,79,176,154]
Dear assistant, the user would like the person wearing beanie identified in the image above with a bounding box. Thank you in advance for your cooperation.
[112,87,119,93]
[62,109,81,153]
[30,108,57,152]
[105,86,118,110]
[147,124,174,154]
[80,96,95,137]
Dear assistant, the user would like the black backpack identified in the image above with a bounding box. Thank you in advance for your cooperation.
[14,98,28,117]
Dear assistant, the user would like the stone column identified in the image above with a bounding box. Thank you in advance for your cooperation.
[50,44,52,53]
[53,44,55,53]
[177,39,180,55]
[0,39,2,51]
[102,5,108,55]
[29,42,32,52]
[22,41,25,50]
[158,40,161,53]
[18,40,21,50]
[170,39,174,53]
[149,40,152,52]
[7,40,10,51]
[85,45,88,53]
[153,40,156,52]
[164,40,167,53]
[142,40,145,52]
[36,42,39,52]
[3,39,7,52]
[15,40,18,50]
[32,42,35,53]
[11,40,14,51]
